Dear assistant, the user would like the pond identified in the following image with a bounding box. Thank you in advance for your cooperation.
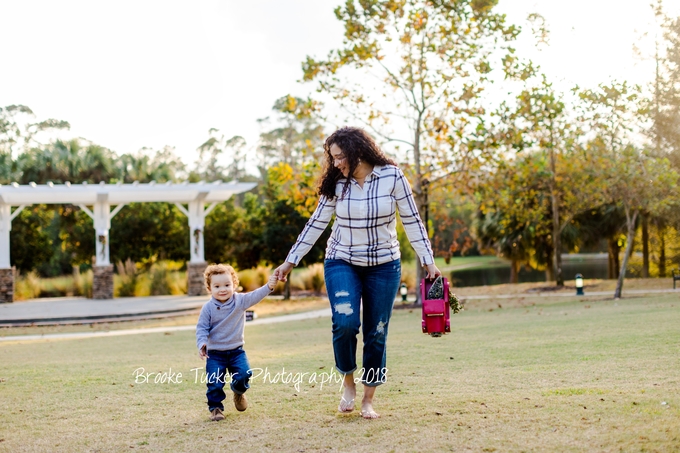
[449,255,633,287]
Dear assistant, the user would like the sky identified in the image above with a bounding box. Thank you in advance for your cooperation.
[1,0,678,170]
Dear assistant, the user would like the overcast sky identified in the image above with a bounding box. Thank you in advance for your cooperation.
[1,0,677,169]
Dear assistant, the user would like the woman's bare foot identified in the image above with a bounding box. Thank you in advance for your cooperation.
[360,385,380,419]
[338,374,356,413]
[360,405,380,419]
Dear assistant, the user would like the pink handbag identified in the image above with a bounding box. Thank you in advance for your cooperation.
[420,277,451,337]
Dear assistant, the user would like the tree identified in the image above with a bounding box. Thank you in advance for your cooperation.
[579,81,678,297]
[119,146,186,183]
[17,139,120,184]
[475,153,553,283]
[429,193,478,263]
[193,129,248,182]
[491,75,605,285]
[0,104,70,183]
[638,2,680,276]
[643,2,680,168]
[257,95,325,177]
[571,203,626,279]
[301,0,523,298]
[603,145,677,298]
[9,206,54,273]
[259,162,330,299]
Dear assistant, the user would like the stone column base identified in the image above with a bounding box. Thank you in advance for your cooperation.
[0,267,15,303]
[93,265,114,300]
[187,261,208,296]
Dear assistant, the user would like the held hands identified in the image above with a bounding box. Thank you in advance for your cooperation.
[273,262,295,282]
[424,263,442,280]
[267,273,278,290]
[199,344,209,360]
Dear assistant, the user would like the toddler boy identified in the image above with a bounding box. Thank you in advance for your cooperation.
[196,264,277,421]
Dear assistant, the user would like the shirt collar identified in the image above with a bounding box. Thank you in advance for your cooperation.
[369,165,383,177]
[350,165,382,184]
[211,295,233,306]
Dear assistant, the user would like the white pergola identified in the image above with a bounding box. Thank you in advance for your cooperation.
[0,180,256,300]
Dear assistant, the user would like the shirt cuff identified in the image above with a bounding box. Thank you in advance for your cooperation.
[420,255,435,266]
[285,253,301,266]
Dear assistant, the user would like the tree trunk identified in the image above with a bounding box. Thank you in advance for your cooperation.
[510,259,519,284]
[607,238,620,279]
[544,248,555,281]
[641,214,649,278]
[545,266,555,282]
[614,210,638,299]
[658,220,667,277]
[548,146,563,287]
[412,181,426,305]
[283,278,291,300]
[412,112,425,305]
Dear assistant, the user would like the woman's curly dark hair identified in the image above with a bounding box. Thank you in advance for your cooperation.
[318,127,397,199]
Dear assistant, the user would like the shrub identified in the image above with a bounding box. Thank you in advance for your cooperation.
[147,260,183,296]
[40,275,73,297]
[289,271,306,291]
[238,265,271,292]
[76,269,93,298]
[298,263,326,294]
[167,270,187,295]
[400,265,416,292]
[15,271,41,301]
[115,259,138,297]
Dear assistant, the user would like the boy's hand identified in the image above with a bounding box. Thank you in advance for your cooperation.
[199,345,209,359]
[267,274,278,290]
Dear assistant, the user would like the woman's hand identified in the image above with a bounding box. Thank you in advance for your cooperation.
[424,263,442,280]
[274,262,295,282]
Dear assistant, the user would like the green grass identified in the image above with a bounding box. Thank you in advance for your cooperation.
[1,293,679,452]
[403,255,507,272]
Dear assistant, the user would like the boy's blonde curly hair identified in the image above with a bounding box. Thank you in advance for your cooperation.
[204,263,239,292]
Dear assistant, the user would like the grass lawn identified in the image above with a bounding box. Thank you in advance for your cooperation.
[1,292,679,452]
[403,256,506,273]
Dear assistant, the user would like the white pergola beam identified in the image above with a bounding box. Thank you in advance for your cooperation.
[204,201,219,218]
[10,205,27,221]
[78,204,95,220]
[0,182,256,205]
[173,203,190,218]
[109,204,126,219]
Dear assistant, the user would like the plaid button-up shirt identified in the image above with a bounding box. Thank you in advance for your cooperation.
[285,164,435,267]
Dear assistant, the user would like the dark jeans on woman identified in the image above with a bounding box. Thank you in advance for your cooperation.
[205,347,251,411]
[324,258,401,386]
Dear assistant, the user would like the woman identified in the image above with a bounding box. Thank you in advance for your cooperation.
[274,127,440,419]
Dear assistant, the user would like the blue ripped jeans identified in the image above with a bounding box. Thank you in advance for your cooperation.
[323,259,401,386]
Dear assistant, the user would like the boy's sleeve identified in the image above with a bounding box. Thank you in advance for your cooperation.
[196,303,211,350]
[237,284,273,310]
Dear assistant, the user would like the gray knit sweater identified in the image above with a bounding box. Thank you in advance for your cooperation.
[196,284,272,351]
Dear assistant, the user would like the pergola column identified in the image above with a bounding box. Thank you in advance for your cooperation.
[80,194,125,300]
[0,200,25,303]
[175,193,218,296]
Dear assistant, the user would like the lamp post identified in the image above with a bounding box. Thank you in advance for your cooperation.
[400,283,408,302]
[575,273,584,296]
